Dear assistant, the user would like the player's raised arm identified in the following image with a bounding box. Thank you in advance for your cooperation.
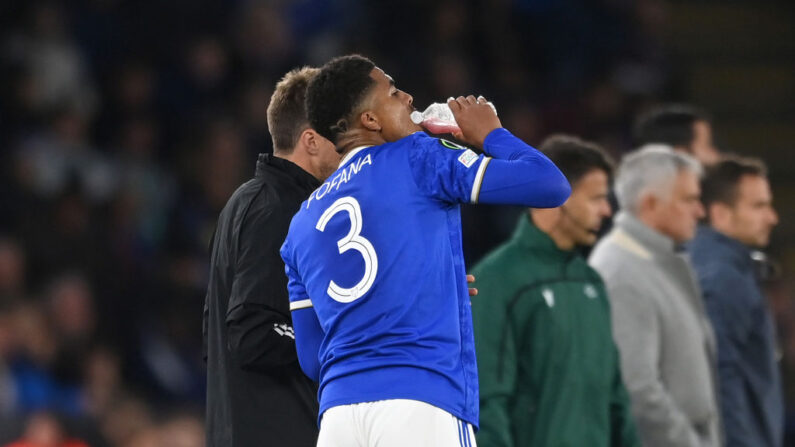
[449,95,571,208]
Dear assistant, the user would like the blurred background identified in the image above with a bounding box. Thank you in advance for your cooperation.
[0,0,793,445]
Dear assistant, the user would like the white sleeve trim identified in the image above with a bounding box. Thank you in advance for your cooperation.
[290,299,313,311]
[470,156,491,204]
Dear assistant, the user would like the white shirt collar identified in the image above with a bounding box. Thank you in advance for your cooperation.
[339,146,372,168]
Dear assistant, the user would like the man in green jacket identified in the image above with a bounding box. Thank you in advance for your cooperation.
[472,135,639,447]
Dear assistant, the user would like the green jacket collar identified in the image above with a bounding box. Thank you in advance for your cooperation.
[512,213,573,258]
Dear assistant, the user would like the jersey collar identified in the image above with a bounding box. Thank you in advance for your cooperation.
[339,146,372,168]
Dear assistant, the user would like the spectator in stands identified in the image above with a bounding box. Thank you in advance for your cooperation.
[0,238,26,304]
[5,411,89,447]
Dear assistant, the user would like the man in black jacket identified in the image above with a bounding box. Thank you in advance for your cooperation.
[203,67,340,446]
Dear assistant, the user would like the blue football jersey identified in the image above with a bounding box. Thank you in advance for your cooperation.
[281,131,488,427]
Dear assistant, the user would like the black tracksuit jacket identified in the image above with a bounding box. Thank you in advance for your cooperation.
[204,154,319,446]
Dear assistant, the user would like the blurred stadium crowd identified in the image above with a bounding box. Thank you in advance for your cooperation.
[0,0,792,446]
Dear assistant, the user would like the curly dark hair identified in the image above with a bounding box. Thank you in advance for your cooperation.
[306,55,376,146]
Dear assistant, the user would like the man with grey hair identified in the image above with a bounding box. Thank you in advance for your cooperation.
[589,146,722,447]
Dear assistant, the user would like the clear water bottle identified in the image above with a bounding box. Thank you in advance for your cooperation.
[410,98,497,135]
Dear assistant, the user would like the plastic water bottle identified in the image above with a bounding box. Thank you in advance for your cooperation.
[410,98,497,135]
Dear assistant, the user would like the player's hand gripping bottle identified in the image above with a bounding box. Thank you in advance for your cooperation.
[411,98,497,135]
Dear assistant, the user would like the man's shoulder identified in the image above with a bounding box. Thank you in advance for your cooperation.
[688,229,749,273]
[379,132,425,153]
[215,177,262,223]
[688,231,745,274]
[589,235,654,285]
[589,234,635,268]
[397,131,475,153]
[573,256,605,282]
[695,257,759,303]
[471,244,540,314]
[472,241,551,296]
[239,175,302,222]
[226,175,262,201]
[472,240,523,275]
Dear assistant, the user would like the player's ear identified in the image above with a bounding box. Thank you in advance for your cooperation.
[637,191,658,217]
[301,128,322,156]
[360,110,381,132]
[297,128,320,156]
[709,202,731,228]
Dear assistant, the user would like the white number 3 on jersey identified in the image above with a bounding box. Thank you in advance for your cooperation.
[315,196,378,303]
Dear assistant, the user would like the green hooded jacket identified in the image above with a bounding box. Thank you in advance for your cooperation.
[471,214,639,447]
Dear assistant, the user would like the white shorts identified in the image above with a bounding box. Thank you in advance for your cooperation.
[317,399,476,447]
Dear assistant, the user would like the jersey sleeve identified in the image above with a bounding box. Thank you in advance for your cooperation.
[407,133,492,204]
[477,128,571,207]
[281,237,323,381]
[407,130,571,207]
[280,237,313,311]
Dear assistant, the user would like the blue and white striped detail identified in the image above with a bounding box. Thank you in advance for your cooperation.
[457,419,475,447]
[470,157,491,204]
[289,298,313,311]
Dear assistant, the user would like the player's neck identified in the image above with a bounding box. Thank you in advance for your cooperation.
[531,210,576,251]
[336,129,387,159]
[275,150,317,180]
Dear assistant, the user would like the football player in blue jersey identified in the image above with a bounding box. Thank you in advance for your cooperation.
[280,54,571,447]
